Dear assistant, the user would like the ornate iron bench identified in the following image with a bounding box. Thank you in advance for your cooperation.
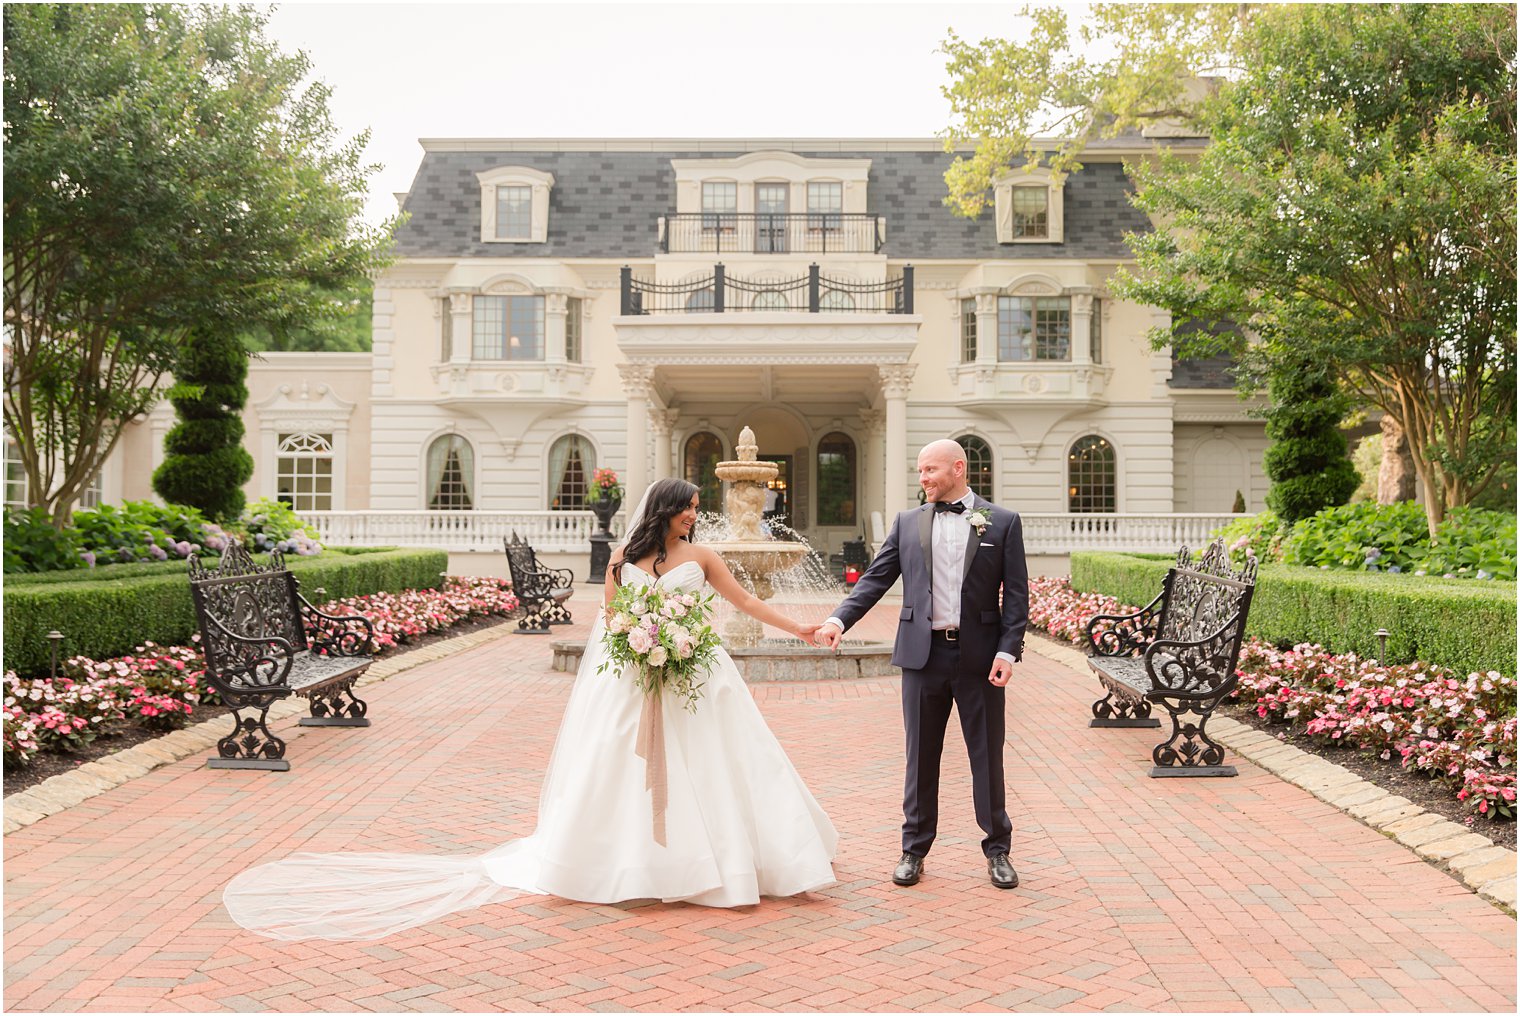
[504,532,574,634]
[188,542,375,771]
[1085,539,1258,778]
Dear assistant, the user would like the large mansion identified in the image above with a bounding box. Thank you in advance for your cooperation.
[43,136,1267,560]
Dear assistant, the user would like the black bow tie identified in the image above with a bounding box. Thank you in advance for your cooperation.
[933,500,966,514]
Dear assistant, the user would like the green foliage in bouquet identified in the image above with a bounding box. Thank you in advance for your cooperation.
[598,584,723,712]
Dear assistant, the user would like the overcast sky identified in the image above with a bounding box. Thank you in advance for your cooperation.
[263,1,1067,227]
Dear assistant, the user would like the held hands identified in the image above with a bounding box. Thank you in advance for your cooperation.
[795,623,823,648]
[815,622,843,652]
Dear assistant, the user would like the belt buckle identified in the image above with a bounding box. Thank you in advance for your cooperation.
[944,628,958,642]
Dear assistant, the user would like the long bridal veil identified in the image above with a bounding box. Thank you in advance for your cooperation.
[223,490,655,940]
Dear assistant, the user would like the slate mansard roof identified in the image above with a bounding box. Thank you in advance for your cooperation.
[393,143,1166,262]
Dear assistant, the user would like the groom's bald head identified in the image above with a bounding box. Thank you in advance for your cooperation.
[919,439,967,470]
[917,439,970,502]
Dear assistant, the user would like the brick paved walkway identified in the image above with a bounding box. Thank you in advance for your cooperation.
[4,590,1515,1012]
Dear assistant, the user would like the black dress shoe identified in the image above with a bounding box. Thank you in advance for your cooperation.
[987,852,1019,889]
[892,853,924,886]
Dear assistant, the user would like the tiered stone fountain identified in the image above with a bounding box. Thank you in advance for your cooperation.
[550,425,894,681]
[709,427,809,649]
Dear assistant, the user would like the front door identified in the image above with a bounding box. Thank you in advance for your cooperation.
[756,183,789,253]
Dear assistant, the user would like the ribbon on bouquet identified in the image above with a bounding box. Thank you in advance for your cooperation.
[634,687,668,847]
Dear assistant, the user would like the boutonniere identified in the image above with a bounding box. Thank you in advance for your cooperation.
[964,508,991,537]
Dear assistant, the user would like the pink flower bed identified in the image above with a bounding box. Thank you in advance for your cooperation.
[1028,576,1517,820]
[4,577,519,766]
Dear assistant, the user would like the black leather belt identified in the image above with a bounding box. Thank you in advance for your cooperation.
[931,628,959,642]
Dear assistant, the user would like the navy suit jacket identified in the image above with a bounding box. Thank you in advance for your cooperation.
[830,495,1030,672]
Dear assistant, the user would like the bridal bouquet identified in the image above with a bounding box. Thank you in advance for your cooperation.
[599,585,723,712]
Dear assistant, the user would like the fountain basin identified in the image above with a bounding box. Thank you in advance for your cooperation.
[551,638,897,682]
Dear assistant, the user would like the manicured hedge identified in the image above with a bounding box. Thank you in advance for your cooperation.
[3,544,391,587]
[4,548,449,676]
[1071,552,1516,677]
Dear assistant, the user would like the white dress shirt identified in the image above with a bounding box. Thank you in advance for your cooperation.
[824,489,1014,666]
[929,489,976,630]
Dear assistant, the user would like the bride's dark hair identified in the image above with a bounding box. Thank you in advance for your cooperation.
[612,477,701,585]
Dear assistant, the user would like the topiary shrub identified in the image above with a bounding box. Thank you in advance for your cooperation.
[1262,355,1359,523]
[152,327,254,522]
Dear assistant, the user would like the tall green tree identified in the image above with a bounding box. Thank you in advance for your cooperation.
[939,4,1515,533]
[1114,4,1515,532]
[3,4,391,526]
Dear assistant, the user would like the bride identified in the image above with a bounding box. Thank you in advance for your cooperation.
[224,478,838,940]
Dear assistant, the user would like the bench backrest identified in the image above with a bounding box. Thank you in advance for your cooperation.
[1157,540,1258,645]
[504,532,550,598]
[188,542,307,683]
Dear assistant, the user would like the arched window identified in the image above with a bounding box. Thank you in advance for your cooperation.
[752,290,788,311]
[426,435,474,510]
[683,432,723,511]
[277,432,335,511]
[686,288,715,313]
[819,290,855,312]
[957,435,994,499]
[1068,436,1116,513]
[816,432,857,526]
[548,434,595,510]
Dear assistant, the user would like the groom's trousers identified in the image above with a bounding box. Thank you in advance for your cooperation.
[900,635,1013,859]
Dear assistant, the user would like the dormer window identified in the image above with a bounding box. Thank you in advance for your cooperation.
[496,186,532,240]
[1010,187,1048,238]
[476,166,555,244]
[994,167,1064,244]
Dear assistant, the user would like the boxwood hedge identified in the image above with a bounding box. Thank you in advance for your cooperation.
[1071,552,1516,677]
[4,548,449,676]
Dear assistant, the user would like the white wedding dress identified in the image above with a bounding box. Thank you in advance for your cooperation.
[224,559,838,940]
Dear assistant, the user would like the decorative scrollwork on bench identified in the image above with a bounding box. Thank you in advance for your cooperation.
[189,541,374,770]
[1083,538,1257,777]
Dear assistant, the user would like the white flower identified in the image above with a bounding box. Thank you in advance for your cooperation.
[627,628,653,654]
[647,645,668,667]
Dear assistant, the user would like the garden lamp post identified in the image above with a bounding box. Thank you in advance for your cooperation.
[47,630,64,680]
[1374,627,1391,665]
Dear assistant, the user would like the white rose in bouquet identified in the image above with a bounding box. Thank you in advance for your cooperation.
[626,626,653,654]
[647,645,669,667]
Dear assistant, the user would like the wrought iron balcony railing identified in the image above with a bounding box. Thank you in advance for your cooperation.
[620,264,913,316]
[658,213,885,254]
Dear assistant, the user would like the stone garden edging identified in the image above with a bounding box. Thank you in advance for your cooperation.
[1034,636,1517,915]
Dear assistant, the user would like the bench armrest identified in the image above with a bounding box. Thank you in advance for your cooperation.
[297,595,377,657]
[542,565,575,589]
[1142,615,1246,700]
[197,613,296,697]
[1086,589,1165,657]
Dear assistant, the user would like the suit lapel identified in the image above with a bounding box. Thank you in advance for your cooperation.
[961,495,984,587]
[916,505,934,591]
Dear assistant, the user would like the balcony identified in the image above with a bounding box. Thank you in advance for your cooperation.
[658,213,885,254]
[620,264,913,315]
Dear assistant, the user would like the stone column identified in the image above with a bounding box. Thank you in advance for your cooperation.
[651,408,679,483]
[446,290,473,398]
[1070,291,1093,368]
[619,364,655,508]
[858,407,886,537]
[544,293,569,368]
[878,364,916,513]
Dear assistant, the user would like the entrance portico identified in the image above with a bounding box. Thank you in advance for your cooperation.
[615,313,920,545]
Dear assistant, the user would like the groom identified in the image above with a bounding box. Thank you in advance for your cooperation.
[817,439,1029,889]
